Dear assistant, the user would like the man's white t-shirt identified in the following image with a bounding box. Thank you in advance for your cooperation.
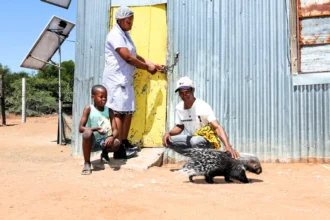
[175,98,217,135]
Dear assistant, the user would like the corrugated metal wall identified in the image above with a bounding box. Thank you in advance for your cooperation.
[71,0,110,155]
[72,0,330,162]
[166,0,330,162]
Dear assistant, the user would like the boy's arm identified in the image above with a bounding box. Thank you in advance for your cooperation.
[109,108,119,139]
[79,106,98,133]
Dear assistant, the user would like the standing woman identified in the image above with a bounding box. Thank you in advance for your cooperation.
[102,6,163,159]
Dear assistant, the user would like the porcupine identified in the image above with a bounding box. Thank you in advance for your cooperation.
[181,148,262,184]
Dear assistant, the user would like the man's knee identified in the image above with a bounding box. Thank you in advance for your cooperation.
[190,136,209,148]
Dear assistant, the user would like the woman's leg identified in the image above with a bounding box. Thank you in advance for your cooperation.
[114,114,124,141]
[122,114,132,141]
[113,114,137,159]
[121,114,140,150]
[113,113,132,141]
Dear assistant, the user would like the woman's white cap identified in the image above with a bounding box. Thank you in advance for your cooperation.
[115,6,134,20]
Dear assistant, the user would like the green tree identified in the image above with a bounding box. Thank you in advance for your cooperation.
[3,68,30,114]
[36,60,74,85]
[3,60,74,116]
[6,77,57,115]
[35,60,74,101]
[61,60,75,87]
[0,64,11,119]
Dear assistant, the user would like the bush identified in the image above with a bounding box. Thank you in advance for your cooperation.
[1,61,74,116]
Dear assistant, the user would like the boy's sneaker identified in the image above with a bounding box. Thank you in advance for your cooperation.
[100,149,110,163]
[113,144,137,159]
[122,139,141,152]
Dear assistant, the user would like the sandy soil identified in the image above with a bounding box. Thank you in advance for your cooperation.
[1,114,330,220]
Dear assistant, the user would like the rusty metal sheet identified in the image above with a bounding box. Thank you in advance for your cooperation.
[300,17,330,45]
[299,0,330,18]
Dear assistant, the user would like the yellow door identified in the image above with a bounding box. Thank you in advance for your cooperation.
[109,4,167,147]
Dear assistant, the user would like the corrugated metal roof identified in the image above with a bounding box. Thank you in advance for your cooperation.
[166,0,330,162]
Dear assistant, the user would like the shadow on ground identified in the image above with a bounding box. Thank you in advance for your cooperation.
[184,177,264,184]
[91,157,128,171]
[0,124,17,127]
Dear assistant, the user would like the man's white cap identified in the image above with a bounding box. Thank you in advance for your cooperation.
[175,76,194,92]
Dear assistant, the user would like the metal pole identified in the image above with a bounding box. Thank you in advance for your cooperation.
[29,55,60,68]
[22,77,26,123]
[58,34,63,145]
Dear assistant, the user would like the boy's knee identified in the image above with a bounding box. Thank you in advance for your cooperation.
[114,138,120,146]
[82,129,93,140]
[111,145,120,152]
[112,139,120,151]
[106,138,120,152]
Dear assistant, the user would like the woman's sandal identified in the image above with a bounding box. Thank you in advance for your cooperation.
[81,162,92,175]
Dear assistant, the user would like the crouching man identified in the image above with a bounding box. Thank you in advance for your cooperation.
[162,76,239,159]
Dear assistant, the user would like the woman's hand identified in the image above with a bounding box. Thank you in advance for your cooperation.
[147,63,157,74]
[155,64,166,73]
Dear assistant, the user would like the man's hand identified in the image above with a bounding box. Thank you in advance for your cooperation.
[224,146,240,159]
[104,136,115,147]
[162,132,172,147]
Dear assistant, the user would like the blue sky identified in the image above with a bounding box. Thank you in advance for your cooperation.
[0,0,76,73]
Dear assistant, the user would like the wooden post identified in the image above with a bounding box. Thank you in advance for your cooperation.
[290,0,298,74]
[22,77,26,123]
[0,72,5,125]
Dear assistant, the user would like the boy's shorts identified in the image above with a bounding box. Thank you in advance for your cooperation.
[91,136,109,152]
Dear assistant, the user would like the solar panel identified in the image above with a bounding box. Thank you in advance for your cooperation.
[20,16,75,70]
[41,0,72,9]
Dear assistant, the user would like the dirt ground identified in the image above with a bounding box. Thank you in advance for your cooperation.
[1,114,330,220]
